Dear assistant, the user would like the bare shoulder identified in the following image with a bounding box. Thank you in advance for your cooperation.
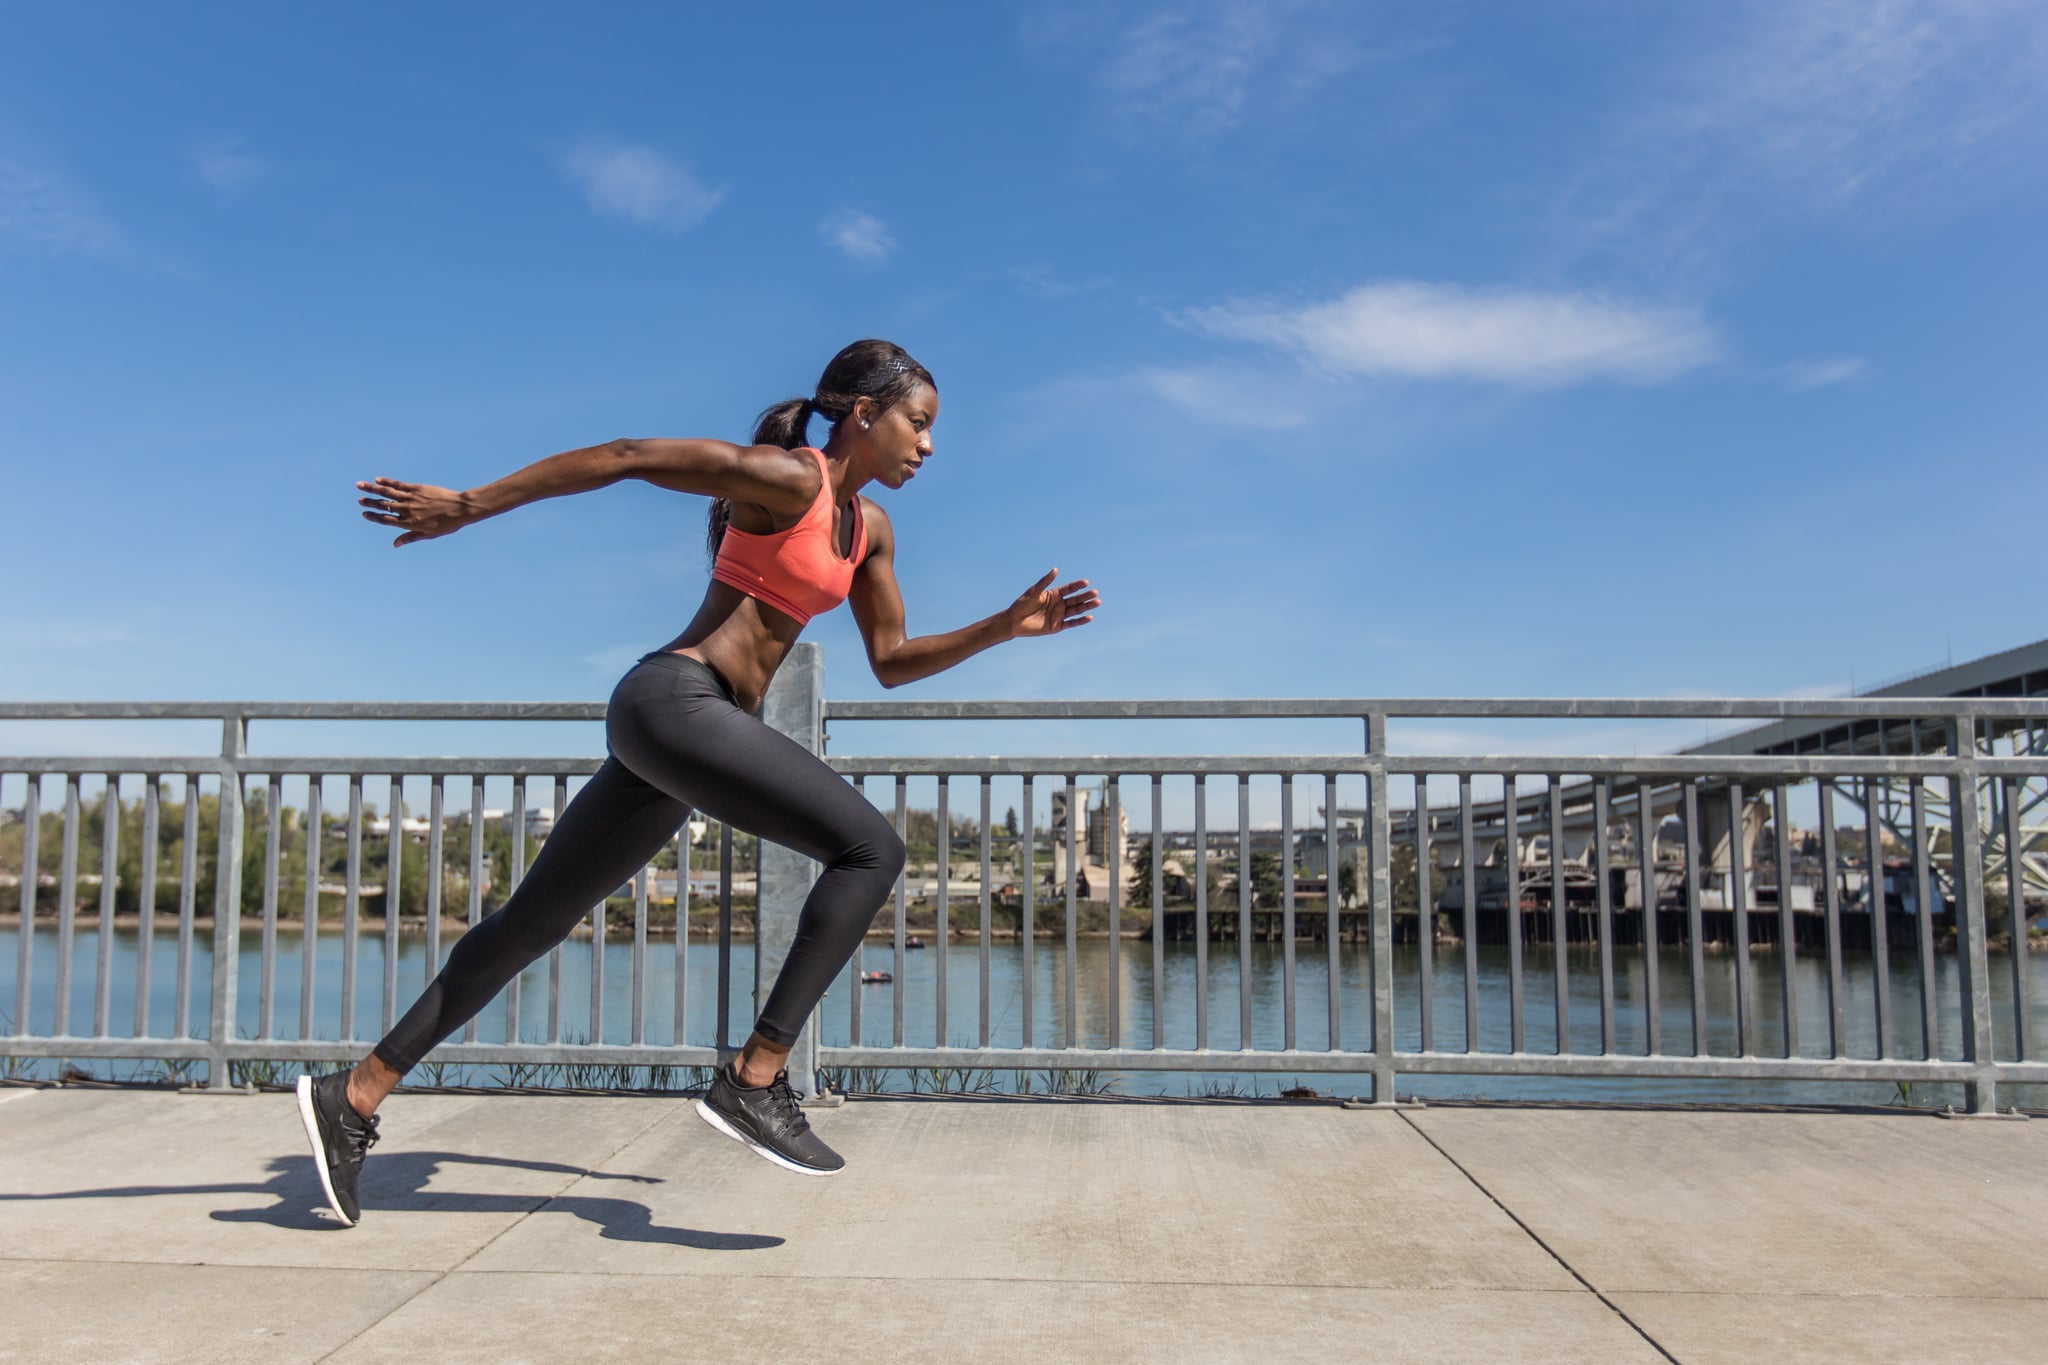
[737,442,826,500]
[857,495,895,555]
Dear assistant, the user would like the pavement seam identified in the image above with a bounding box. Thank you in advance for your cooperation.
[1399,1110,1681,1364]
[312,1100,677,1362]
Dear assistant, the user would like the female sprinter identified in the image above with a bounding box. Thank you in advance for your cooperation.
[297,339,1099,1225]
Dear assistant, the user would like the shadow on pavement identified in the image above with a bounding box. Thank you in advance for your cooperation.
[0,1151,784,1250]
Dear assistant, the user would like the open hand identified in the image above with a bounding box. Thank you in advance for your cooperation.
[356,477,474,546]
[1007,568,1100,638]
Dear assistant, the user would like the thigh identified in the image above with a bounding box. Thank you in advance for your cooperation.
[511,756,694,912]
[613,694,890,865]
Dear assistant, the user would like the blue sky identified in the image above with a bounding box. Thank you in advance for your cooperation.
[4,1,2046,766]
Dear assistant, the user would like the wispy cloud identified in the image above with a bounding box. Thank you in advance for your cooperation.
[1028,0,1402,141]
[1778,356,1867,391]
[192,139,270,192]
[558,140,724,232]
[1181,281,1721,387]
[0,156,129,257]
[821,209,893,263]
[1560,1,2048,270]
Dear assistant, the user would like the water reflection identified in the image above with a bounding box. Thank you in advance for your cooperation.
[6,925,2043,1108]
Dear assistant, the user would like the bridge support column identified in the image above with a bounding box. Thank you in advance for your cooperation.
[758,644,825,1101]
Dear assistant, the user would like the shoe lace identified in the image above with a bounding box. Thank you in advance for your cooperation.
[766,1073,811,1135]
[346,1112,381,1161]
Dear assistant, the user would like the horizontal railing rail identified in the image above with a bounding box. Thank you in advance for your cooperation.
[5,669,2044,1110]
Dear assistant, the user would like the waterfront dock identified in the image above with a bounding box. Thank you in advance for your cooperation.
[2,1085,2043,1363]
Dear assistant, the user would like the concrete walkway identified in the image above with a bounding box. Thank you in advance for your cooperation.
[0,1084,2042,1363]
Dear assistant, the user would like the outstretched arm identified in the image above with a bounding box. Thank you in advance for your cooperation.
[356,439,820,547]
[848,501,1100,689]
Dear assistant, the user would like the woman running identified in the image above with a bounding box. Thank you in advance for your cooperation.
[297,339,1099,1225]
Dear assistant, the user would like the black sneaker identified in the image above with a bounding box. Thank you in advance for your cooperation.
[695,1065,845,1176]
[296,1071,379,1226]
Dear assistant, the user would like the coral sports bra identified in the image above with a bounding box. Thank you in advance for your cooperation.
[710,447,867,625]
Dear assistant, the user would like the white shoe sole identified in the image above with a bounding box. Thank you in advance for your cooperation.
[296,1075,357,1227]
[694,1098,842,1177]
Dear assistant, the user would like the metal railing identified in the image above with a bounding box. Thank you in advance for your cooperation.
[4,651,2044,1111]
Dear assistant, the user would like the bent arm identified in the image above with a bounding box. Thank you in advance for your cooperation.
[468,438,815,518]
[357,439,817,546]
[848,504,1100,689]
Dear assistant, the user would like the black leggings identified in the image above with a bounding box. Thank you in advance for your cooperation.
[372,653,903,1073]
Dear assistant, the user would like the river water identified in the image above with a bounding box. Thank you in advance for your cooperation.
[6,925,2043,1107]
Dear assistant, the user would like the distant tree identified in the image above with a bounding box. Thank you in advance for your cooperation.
[1338,857,1358,909]
[1249,851,1283,907]
[1126,840,1155,907]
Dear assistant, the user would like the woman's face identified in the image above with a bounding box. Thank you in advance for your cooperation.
[861,382,937,490]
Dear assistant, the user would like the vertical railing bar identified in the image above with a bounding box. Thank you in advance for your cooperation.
[462,778,483,1044]
[299,778,320,1043]
[1682,781,1706,1057]
[505,775,525,1045]
[1281,777,1297,1053]
[259,773,281,1040]
[631,857,648,1047]
[1911,779,1937,1059]
[1152,776,1166,1052]
[15,776,40,1039]
[341,775,362,1042]
[425,776,445,992]
[55,773,79,1038]
[175,774,199,1040]
[1594,778,1615,1055]
[1549,776,1569,1054]
[589,795,606,1051]
[1107,778,1121,1052]
[936,775,950,1048]
[136,775,159,1039]
[1730,780,1753,1056]
[1237,775,1252,1051]
[93,774,120,1038]
[1325,774,1340,1053]
[1327,773,1343,1055]
[1194,774,1209,1051]
[892,777,907,1049]
[1773,783,1798,1058]
[1416,775,1433,1054]
[1866,774,1892,1059]
[678,827,694,1049]
[1458,774,1478,1053]
[547,775,567,1045]
[1021,774,1034,1050]
[1505,776,1524,1055]
[1638,779,1661,1057]
[717,822,733,1052]
[2004,778,2031,1062]
[845,790,864,1047]
[979,777,992,1049]
[382,774,404,1036]
[1819,782,1846,1058]
[1064,773,1078,1051]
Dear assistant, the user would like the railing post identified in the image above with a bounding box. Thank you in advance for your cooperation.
[1948,716,1999,1113]
[206,713,247,1089]
[758,643,824,1097]
[1366,711,1396,1104]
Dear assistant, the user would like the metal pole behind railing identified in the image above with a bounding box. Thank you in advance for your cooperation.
[757,642,823,1096]
[207,715,247,1088]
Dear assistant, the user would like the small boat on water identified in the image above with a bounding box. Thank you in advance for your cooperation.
[861,971,893,984]
[905,935,926,950]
